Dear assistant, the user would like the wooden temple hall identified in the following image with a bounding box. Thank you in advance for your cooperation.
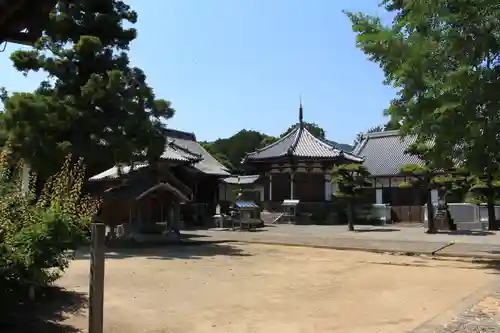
[88,129,230,235]
[243,103,364,209]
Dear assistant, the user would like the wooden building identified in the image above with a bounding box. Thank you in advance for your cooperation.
[243,103,364,211]
[89,129,230,232]
[353,130,436,222]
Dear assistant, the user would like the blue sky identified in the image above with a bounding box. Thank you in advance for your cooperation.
[0,0,394,145]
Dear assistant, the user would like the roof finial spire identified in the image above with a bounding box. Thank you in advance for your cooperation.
[299,94,303,125]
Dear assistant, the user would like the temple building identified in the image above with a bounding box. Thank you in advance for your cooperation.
[243,103,364,210]
[89,129,230,231]
[353,130,435,223]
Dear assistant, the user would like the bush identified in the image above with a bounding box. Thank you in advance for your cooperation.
[0,152,99,318]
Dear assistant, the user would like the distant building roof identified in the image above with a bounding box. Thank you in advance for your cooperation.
[89,129,230,181]
[222,175,260,185]
[89,163,149,181]
[245,124,363,162]
[244,103,363,163]
[89,140,202,181]
[245,102,362,163]
[354,130,424,176]
[166,129,230,176]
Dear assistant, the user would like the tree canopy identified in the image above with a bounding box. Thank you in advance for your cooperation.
[201,130,275,173]
[347,0,500,228]
[281,122,325,139]
[347,0,500,172]
[331,163,372,231]
[2,0,174,179]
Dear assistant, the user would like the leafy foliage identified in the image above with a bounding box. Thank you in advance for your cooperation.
[331,163,372,231]
[347,0,500,228]
[200,130,275,173]
[0,147,98,317]
[2,0,174,179]
[281,122,326,139]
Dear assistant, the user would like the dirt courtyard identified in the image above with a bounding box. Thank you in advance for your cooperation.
[58,243,499,333]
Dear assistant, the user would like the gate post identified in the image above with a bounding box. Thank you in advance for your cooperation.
[88,223,105,333]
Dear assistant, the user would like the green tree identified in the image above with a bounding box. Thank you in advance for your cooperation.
[398,142,457,233]
[259,135,279,147]
[346,0,500,229]
[281,122,325,139]
[200,142,235,172]
[203,130,277,173]
[331,163,371,231]
[2,0,174,180]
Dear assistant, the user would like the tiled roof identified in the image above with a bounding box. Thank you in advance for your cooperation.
[161,140,202,162]
[354,130,424,176]
[89,129,230,181]
[88,141,201,181]
[245,124,364,162]
[222,175,260,185]
[166,129,230,176]
[89,163,149,181]
[102,179,189,202]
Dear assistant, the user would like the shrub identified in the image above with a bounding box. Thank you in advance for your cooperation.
[0,151,99,318]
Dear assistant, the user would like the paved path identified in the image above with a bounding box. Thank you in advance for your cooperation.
[440,291,500,333]
[410,280,500,333]
[185,224,500,258]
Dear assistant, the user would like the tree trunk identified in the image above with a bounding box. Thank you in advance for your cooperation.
[486,172,496,230]
[347,201,355,231]
[426,187,436,234]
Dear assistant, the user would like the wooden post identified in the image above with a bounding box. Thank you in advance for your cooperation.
[88,223,106,333]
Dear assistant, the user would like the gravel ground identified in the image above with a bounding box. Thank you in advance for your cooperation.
[56,243,499,333]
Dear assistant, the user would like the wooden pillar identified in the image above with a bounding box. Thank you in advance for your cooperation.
[193,178,198,201]
[175,201,183,229]
[290,172,295,200]
[88,223,105,333]
[269,174,273,201]
[324,173,332,201]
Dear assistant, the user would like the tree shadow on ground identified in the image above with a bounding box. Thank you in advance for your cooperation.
[437,230,496,236]
[366,256,500,275]
[0,286,86,333]
[179,233,211,239]
[75,239,252,261]
[354,228,401,233]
